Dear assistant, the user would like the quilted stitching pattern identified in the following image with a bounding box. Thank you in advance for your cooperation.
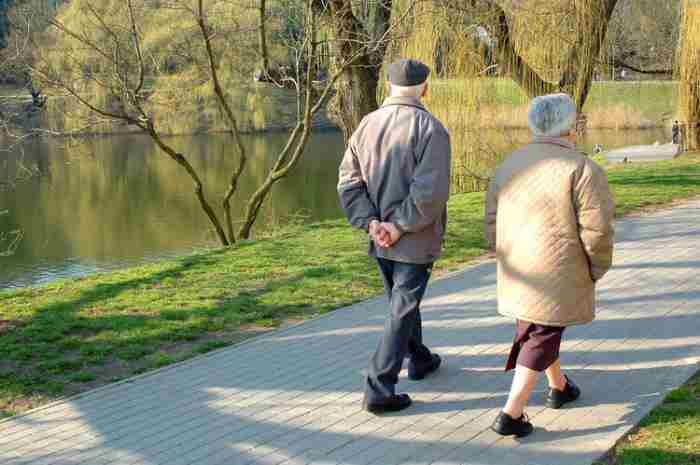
[486,142,615,326]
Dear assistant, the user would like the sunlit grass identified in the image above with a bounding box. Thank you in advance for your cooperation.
[598,371,700,465]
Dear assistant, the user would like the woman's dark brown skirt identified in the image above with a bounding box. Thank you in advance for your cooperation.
[505,320,566,372]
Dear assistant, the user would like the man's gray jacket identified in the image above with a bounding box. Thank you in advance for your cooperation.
[337,96,452,264]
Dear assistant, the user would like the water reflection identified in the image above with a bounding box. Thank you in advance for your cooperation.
[0,128,669,289]
[0,131,345,288]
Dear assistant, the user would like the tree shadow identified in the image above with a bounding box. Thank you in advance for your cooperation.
[2,288,698,465]
[2,194,700,463]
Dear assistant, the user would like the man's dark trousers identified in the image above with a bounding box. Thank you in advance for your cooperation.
[365,258,434,402]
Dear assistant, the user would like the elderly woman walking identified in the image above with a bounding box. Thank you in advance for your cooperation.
[485,94,615,437]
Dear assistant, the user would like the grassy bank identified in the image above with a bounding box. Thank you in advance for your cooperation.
[1,155,700,418]
[597,371,700,465]
[427,79,677,132]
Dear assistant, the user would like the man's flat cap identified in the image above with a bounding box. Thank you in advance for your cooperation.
[387,59,431,86]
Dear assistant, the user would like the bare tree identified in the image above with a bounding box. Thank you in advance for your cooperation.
[19,0,412,244]
[0,2,49,257]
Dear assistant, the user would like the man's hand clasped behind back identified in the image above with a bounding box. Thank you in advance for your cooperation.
[369,220,402,248]
[336,59,450,414]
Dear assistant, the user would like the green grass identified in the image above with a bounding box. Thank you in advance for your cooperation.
[598,371,700,465]
[429,79,677,129]
[603,155,700,216]
[431,79,676,111]
[0,155,699,417]
[584,81,678,122]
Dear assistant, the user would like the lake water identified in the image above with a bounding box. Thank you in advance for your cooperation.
[0,128,668,289]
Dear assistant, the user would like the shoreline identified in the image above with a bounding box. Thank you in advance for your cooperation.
[1,118,671,139]
[0,128,679,292]
[1,79,678,137]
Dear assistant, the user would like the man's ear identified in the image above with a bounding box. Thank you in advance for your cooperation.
[422,83,429,98]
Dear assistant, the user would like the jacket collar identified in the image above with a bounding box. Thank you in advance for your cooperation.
[532,136,576,150]
[381,96,427,112]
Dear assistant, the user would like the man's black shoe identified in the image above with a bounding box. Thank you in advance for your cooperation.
[408,353,442,380]
[491,411,534,437]
[546,375,581,409]
[363,393,412,414]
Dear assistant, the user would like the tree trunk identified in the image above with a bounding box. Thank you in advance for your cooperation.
[679,0,700,151]
[326,0,389,141]
[328,63,380,141]
[258,0,270,75]
[197,0,248,244]
[146,122,230,246]
[238,0,322,239]
[559,0,619,112]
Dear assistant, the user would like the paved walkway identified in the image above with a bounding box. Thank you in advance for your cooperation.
[2,199,700,465]
[603,143,680,163]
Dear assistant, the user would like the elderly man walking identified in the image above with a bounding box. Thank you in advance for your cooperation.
[337,59,451,413]
[485,94,615,437]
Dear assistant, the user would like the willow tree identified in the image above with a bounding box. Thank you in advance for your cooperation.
[560,0,618,110]
[679,0,700,151]
[391,0,622,190]
[431,0,619,111]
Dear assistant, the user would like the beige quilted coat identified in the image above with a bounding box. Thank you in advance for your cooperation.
[485,137,615,327]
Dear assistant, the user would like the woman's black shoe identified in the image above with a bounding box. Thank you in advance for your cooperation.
[363,393,412,414]
[546,375,581,409]
[491,411,534,437]
[408,353,442,380]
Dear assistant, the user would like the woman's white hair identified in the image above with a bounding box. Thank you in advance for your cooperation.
[527,93,577,137]
[389,82,427,98]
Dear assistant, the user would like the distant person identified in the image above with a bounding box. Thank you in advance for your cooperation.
[485,93,615,437]
[338,59,451,414]
[672,120,681,145]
